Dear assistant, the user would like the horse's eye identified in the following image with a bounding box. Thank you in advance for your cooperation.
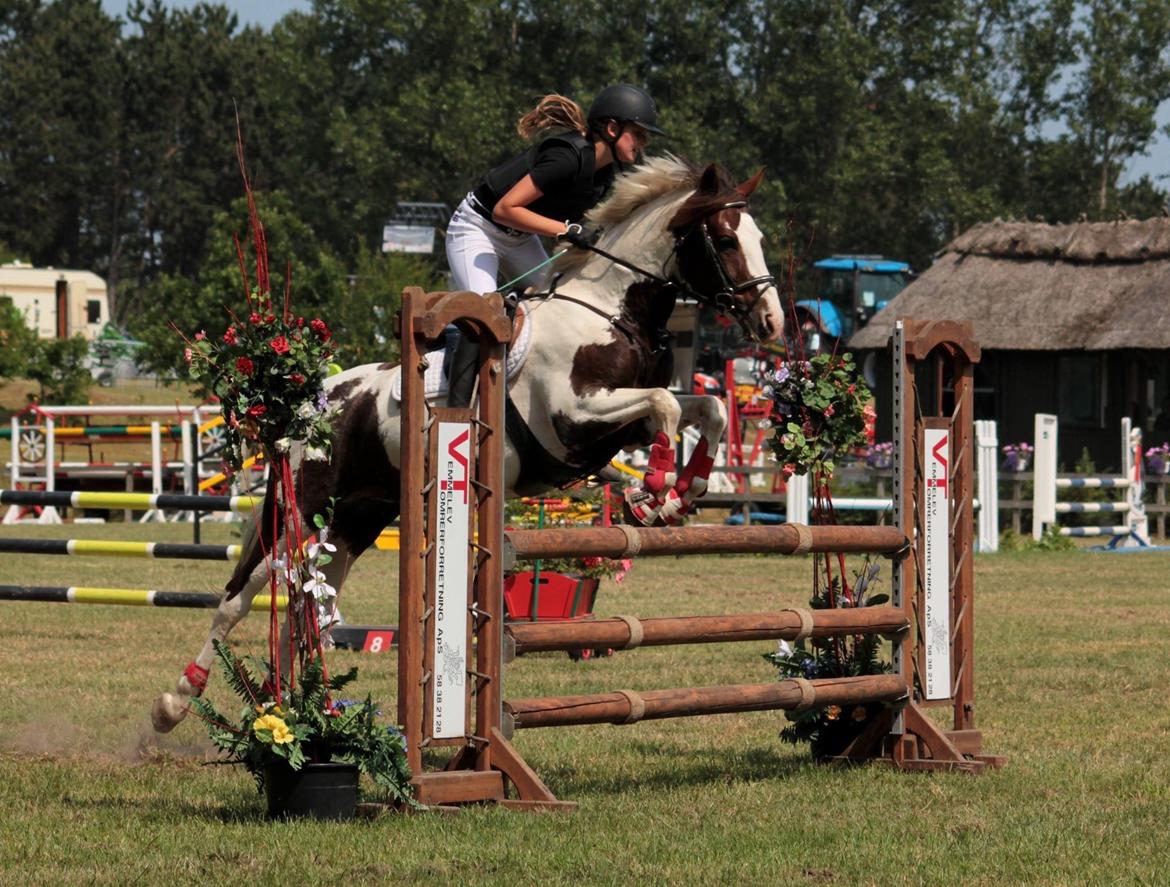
[716,236,738,252]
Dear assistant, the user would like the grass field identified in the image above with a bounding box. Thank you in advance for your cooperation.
[2,517,1169,885]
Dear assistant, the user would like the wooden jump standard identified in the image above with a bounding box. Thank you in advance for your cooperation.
[396,289,1000,809]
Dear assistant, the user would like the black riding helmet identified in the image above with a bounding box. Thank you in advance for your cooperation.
[587,84,667,136]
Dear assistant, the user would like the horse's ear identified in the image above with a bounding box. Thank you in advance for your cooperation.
[737,168,765,199]
[698,163,722,195]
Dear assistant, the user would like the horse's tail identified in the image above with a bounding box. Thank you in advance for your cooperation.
[224,472,279,599]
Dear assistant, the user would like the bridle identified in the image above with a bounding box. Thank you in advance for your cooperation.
[561,199,776,339]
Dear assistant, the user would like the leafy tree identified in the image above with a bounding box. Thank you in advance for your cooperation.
[0,298,37,382]
[25,335,91,404]
[130,190,349,377]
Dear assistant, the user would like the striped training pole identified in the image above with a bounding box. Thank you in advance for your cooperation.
[0,489,258,513]
[0,584,284,609]
[0,538,241,561]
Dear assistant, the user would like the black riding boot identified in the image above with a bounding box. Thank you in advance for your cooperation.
[445,332,480,408]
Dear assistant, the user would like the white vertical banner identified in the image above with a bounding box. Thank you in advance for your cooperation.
[922,425,951,701]
[431,421,471,739]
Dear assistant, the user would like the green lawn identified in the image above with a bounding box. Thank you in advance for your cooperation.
[1,519,1169,885]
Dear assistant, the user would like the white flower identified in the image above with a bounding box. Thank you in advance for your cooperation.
[777,639,793,658]
[306,539,337,561]
[275,437,292,453]
[296,401,316,419]
[303,570,336,601]
[305,445,328,461]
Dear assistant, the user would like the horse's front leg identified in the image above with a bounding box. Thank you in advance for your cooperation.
[652,394,726,525]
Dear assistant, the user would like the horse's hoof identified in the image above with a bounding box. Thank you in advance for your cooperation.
[151,693,189,733]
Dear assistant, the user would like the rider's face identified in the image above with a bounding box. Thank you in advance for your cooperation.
[610,123,649,165]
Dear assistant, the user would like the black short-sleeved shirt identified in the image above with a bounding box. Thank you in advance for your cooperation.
[474,134,614,225]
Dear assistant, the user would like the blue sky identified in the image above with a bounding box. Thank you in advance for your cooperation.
[99,0,1167,188]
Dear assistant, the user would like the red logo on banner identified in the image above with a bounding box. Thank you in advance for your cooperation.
[439,428,470,504]
[927,434,949,489]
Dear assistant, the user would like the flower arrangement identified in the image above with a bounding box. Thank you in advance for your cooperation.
[1001,442,1034,472]
[865,440,894,470]
[1145,443,1170,475]
[766,560,891,756]
[192,641,414,806]
[763,352,872,478]
[180,268,337,473]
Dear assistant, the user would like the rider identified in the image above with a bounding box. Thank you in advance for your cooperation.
[444,84,665,407]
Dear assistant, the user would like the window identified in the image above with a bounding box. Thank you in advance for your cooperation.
[1057,354,1103,427]
[87,300,101,324]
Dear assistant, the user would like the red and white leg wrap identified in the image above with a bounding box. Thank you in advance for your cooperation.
[641,432,677,496]
[183,661,209,696]
[656,440,716,526]
[624,486,664,526]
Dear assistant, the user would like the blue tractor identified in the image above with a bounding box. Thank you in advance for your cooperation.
[788,255,911,355]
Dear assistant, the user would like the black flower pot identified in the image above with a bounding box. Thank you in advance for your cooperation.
[810,705,880,761]
[264,761,359,821]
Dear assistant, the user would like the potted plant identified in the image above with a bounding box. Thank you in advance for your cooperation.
[765,561,892,759]
[1001,442,1034,472]
[192,640,414,819]
[1145,443,1170,475]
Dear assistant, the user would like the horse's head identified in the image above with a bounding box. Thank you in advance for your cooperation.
[668,164,784,343]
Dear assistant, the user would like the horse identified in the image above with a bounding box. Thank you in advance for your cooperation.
[151,155,784,732]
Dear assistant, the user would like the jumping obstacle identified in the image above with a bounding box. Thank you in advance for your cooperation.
[0,489,258,514]
[0,538,241,560]
[1032,413,1152,549]
[0,584,284,609]
[394,289,1001,810]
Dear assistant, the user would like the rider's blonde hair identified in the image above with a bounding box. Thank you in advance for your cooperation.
[516,94,588,140]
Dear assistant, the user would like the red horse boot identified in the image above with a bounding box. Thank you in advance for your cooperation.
[624,485,663,526]
[641,432,677,496]
[656,438,715,526]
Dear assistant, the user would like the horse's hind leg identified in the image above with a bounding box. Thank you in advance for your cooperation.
[150,548,273,733]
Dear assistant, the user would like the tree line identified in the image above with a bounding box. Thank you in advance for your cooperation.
[1,0,1168,374]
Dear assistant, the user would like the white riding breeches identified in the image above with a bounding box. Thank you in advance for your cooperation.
[445,194,551,294]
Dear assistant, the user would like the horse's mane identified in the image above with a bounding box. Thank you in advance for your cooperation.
[554,155,701,274]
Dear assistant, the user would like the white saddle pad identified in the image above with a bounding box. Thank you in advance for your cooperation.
[391,301,532,402]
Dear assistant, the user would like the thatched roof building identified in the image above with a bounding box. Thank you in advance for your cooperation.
[850,218,1170,351]
[848,218,1170,469]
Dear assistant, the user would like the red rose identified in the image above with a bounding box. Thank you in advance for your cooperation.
[289,372,305,386]
[223,327,238,345]
[249,312,262,325]
[236,357,254,376]
[264,314,276,324]
[296,316,305,327]
[194,330,206,341]
[247,404,267,418]
[271,336,290,355]
[310,318,331,339]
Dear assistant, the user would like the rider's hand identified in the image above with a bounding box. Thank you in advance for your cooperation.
[557,222,598,248]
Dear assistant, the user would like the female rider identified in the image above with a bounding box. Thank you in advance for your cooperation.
[444,84,665,406]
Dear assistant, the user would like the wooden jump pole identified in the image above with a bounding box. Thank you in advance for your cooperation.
[507,606,909,655]
[506,675,908,729]
[505,523,906,561]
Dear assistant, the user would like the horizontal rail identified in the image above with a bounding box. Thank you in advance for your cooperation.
[0,538,240,560]
[0,489,258,513]
[507,606,908,654]
[505,674,907,728]
[1053,502,1130,513]
[505,523,907,561]
[1057,526,1130,536]
[1055,477,1131,489]
[13,405,204,417]
[0,584,283,609]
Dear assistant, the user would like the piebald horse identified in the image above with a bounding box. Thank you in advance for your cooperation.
[152,156,783,732]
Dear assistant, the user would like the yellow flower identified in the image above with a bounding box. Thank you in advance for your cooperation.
[825,705,842,721]
[253,713,288,740]
[270,721,294,745]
